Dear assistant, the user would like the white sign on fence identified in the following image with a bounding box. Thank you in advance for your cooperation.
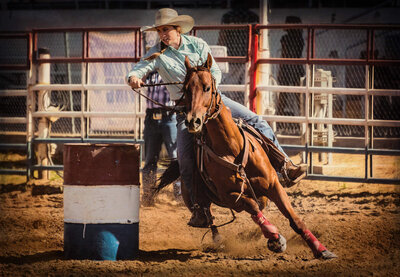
[209,45,229,74]
[88,32,137,132]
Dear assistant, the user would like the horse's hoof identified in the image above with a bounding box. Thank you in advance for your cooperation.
[267,234,287,253]
[319,250,338,260]
[212,232,223,244]
[188,208,209,228]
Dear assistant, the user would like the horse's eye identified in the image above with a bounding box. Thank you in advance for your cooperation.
[203,85,211,92]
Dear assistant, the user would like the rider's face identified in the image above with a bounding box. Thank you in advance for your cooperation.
[156,25,180,48]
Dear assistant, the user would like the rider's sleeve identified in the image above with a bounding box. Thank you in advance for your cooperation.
[195,38,222,87]
[126,46,158,82]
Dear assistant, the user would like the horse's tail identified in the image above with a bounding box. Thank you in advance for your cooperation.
[154,159,180,195]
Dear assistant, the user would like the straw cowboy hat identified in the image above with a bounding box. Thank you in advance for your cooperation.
[142,8,194,34]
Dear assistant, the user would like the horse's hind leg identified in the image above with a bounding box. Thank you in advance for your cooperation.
[267,182,337,259]
[229,192,287,253]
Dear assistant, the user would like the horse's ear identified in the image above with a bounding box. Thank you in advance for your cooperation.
[184,56,192,70]
[204,53,213,70]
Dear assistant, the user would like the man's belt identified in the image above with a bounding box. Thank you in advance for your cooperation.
[146,108,174,120]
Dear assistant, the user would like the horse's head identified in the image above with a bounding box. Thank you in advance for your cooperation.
[183,53,219,134]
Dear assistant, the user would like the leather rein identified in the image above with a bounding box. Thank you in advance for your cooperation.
[131,81,186,113]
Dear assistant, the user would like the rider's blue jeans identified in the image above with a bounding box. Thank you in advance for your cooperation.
[176,93,288,204]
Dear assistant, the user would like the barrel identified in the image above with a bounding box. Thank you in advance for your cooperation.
[63,143,140,260]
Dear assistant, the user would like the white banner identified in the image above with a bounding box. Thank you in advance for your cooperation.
[88,32,137,131]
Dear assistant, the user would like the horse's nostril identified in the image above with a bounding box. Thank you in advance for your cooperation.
[194,117,202,127]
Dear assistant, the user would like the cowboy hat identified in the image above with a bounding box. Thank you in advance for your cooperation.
[142,8,194,34]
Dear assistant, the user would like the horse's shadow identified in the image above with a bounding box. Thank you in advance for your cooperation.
[0,250,63,265]
[138,248,195,262]
[0,249,195,264]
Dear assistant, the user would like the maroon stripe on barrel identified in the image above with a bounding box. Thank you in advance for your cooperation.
[63,143,140,186]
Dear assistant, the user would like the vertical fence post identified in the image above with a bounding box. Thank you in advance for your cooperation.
[258,3,275,117]
[327,73,333,164]
[249,25,258,112]
[81,63,86,140]
[26,32,34,180]
[37,48,51,179]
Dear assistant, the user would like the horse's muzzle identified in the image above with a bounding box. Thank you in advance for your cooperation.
[185,114,203,133]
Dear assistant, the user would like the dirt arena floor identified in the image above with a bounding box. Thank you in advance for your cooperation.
[1,154,399,276]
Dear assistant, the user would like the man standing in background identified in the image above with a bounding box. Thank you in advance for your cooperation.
[141,31,180,206]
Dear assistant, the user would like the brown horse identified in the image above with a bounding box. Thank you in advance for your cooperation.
[157,53,336,260]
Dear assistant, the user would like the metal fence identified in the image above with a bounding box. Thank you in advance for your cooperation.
[0,33,30,136]
[253,25,400,138]
[25,25,251,178]
[0,33,30,176]
[0,24,399,183]
[251,24,400,183]
[191,25,252,105]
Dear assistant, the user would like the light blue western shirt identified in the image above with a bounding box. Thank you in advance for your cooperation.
[127,34,222,101]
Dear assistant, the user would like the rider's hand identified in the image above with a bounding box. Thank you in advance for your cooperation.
[128,76,144,89]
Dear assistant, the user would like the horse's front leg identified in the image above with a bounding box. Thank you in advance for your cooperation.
[267,181,337,259]
[189,174,223,244]
[228,192,287,253]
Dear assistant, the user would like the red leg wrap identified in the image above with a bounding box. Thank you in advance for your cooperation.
[302,229,327,257]
[251,211,279,240]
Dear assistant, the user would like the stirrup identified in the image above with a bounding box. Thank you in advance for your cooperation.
[280,161,307,188]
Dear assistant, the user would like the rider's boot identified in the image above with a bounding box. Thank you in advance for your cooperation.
[259,133,307,187]
[188,204,209,228]
[279,160,307,188]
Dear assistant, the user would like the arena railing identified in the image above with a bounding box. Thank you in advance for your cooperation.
[3,25,399,184]
[192,25,252,105]
[0,32,31,176]
[28,27,143,178]
[251,24,400,184]
[27,25,253,179]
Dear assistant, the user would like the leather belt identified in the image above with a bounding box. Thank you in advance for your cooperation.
[146,108,174,120]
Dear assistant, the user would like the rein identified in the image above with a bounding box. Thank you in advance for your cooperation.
[131,81,185,113]
[200,209,236,243]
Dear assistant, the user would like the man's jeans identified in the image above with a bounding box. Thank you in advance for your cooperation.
[142,111,177,190]
[176,93,287,203]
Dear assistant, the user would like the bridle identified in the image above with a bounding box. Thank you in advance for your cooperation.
[203,77,222,125]
[183,66,222,125]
